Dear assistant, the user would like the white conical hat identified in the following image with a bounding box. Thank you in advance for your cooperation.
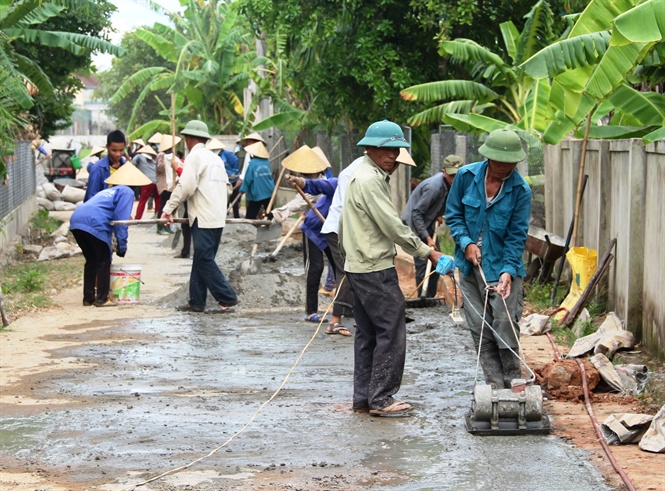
[104,162,152,186]
[131,138,145,146]
[396,148,416,167]
[147,132,163,144]
[206,138,225,151]
[244,141,270,159]
[158,134,181,153]
[281,145,328,174]
[311,146,332,168]
[241,132,266,144]
[89,145,105,157]
[136,144,157,157]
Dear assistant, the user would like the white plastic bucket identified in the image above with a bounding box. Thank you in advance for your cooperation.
[109,264,142,303]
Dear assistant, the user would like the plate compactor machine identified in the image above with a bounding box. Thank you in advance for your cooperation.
[457,265,550,436]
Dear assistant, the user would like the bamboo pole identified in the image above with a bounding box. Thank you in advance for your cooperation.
[572,111,594,247]
[265,165,287,216]
[111,218,272,227]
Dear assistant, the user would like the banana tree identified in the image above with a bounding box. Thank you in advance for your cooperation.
[400,0,559,135]
[519,0,665,143]
[0,0,122,180]
[111,0,260,137]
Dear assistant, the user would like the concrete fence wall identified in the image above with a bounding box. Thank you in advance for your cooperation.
[1,142,37,255]
[545,138,665,358]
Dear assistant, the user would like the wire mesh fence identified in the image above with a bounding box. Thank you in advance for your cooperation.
[1,141,35,220]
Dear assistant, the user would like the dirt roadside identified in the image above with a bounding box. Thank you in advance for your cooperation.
[1,214,663,490]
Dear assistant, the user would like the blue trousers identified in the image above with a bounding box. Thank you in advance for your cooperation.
[189,220,237,310]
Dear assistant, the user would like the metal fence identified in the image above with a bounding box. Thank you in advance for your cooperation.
[1,141,35,219]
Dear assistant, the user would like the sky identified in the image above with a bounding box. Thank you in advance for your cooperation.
[92,0,183,71]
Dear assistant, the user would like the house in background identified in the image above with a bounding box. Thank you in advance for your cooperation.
[59,74,114,136]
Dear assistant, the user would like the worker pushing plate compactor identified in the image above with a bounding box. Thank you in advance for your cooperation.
[459,260,550,436]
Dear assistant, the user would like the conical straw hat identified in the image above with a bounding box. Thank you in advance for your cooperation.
[396,148,416,167]
[281,145,328,174]
[245,141,270,159]
[311,146,332,168]
[206,138,225,151]
[104,162,152,186]
[158,134,181,153]
[147,132,163,144]
[89,145,105,157]
[242,132,266,144]
[136,144,156,157]
[131,138,145,147]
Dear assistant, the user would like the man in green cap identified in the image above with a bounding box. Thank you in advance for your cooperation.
[401,154,464,298]
[162,120,238,313]
[340,120,443,416]
[445,128,531,389]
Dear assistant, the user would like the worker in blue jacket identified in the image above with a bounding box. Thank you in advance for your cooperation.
[445,129,532,389]
[239,142,274,219]
[83,130,127,202]
[71,184,134,307]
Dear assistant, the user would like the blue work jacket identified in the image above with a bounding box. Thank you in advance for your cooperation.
[302,178,338,251]
[219,149,240,184]
[70,186,134,256]
[239,157,274,201]
[445,160,531,281]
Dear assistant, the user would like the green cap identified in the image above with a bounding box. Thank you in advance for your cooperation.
[357,120,410,148]
[443,154,465,175]
[478,129,526,163]
[180,120,211,139]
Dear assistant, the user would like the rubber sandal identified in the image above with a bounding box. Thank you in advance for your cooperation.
[304,313,327,323]
[326,322,352,337]
[208,304,235,314]
[176,304,204,312]
[369,401,413,416]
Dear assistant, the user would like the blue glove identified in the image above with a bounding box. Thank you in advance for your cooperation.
[435,255,455,276]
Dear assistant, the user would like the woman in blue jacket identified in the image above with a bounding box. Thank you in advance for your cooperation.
[239,142,275,219]
[70,184,134,307]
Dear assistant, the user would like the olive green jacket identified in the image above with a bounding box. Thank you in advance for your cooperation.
[340,155,432,273]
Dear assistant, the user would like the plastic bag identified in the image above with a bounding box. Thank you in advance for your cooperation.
[435,255,455,276]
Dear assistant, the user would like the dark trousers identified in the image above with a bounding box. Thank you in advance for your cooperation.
[323,232,353,317]
[189,220,238,310]
[180,203,191,257]
[158,190,171,216]
[303,236,334,315]
[228,184,241,218]
[347,268,406,410]
[71,229,111,304]
[460,269,524,389]
[135,183,160,219]
[245,198,271,219]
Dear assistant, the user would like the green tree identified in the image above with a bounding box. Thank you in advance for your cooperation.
[111,0,258,138]
[401,0,561,135]
[94,29,175,131]
[0,0,121,179]
[12,0,118,138]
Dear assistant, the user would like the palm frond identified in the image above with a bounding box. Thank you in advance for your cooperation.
[401,80,499,104]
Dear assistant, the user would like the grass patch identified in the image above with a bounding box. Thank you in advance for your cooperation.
[524,281,566,312]
[0,210,84,327]
[1,256,84,324]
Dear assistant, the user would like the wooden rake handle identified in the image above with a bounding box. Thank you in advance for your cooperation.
[293,184,326,224]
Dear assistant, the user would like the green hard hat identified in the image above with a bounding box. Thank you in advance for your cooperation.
[180,120,211,139]
[357,120,410,148]
[478,129,526,163]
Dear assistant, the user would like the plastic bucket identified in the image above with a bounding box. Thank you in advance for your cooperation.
[109,264,142,303]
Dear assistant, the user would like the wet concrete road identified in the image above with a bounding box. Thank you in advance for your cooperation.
[0,305,611,490]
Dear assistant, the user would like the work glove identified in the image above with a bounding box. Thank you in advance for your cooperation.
[435,255,455,276]
[117,250,126,258]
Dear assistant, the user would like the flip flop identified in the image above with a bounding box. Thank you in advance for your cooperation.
[304,313,327,323]
[369,401,413,417]
[326,322,352,337]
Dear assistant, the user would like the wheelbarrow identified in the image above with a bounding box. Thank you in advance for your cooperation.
[524,225,566,283]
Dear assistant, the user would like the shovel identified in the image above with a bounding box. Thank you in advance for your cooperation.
[264,215,304,262]
[420,222,439,300]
